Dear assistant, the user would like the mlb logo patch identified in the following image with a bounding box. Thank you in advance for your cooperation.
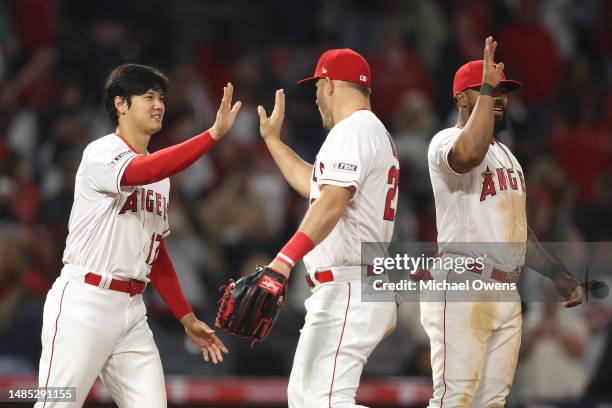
[333,162,358,173]
[359,75,367,82]
[107,151,132,168]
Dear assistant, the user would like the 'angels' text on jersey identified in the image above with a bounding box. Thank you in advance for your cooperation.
[480,166,526,202]
[428,126,526,269]
[62,134,170,282]
[119,188,168,221]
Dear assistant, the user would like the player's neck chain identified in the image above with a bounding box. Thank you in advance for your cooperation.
[492,138,514,171]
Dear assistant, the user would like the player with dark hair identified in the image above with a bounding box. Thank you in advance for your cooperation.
[102,64,170,125]
[421,37,583,407]
[35,63,241,407]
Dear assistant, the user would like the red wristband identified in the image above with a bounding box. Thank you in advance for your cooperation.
[276,230,315,268]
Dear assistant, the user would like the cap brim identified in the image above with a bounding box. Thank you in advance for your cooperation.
[499,79,522,93]
[458,79,522,95]
[296,75,321,85]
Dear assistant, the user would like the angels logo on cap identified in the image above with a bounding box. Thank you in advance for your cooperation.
[297,48,372,88]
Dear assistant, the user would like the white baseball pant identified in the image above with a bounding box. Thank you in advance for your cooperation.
[288,274,396,408]
[420,269,522,407]
[35,268,166,408]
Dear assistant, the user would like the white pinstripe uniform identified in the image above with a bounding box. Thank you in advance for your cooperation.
[36,133,170,407]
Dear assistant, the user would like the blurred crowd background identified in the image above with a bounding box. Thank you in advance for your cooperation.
[1,0,612,406]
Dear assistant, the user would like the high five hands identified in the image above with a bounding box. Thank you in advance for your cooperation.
[210,82,242,140]
[482,36,505,90]
[257,89,285,142]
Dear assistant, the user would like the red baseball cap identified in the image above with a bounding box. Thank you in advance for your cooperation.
[297,48,371,88]
[452,60,521,97]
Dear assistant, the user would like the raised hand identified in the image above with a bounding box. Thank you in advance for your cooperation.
[257,89,285,143]
[482,36,505,89]
[210,82,242,140]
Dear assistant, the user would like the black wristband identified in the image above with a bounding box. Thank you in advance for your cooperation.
[480,82,495,97]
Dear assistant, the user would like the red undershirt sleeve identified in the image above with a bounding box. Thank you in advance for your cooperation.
[121,130,216,186]
[148,239,193,320]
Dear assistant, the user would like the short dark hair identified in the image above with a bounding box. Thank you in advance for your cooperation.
[103,63,169,125]
[346,81,371,98]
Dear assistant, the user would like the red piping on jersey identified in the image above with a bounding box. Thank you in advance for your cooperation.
[43,281,69,408]
[329,281,351,407]
[318,178,360,187]
[115,154,134,194]
[114,132,139,153]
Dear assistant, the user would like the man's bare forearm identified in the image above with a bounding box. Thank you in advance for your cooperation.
[265,139,313,198]
[267,185,351,278]
[525,226,572,280]
[449,95,494,173]
[297,185,351,243]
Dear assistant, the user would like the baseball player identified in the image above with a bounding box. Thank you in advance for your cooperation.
[421,36,583,407]
[257,49,399,407]
[35,64,241,407]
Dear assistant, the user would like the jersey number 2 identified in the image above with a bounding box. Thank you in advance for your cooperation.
[146,233,163,265]
[383,166,399,221]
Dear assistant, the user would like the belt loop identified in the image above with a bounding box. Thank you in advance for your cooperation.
[96,273,105,288]
[100,273,112,289]
[305,274,315,288]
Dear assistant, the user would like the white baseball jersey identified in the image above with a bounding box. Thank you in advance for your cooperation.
[428,126,527,268]
[38,133,170,408]
[289,109,398,407]
[62,133,170,282]
[303,109,399,272]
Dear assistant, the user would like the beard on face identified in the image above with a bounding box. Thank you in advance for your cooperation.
[467,105,508,135]
[493,111,508,134]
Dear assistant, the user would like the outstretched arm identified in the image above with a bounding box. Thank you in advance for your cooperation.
[525,226,584,308]
[269,184,353,277]
[121,83,242,186]
[258,89,313,198]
